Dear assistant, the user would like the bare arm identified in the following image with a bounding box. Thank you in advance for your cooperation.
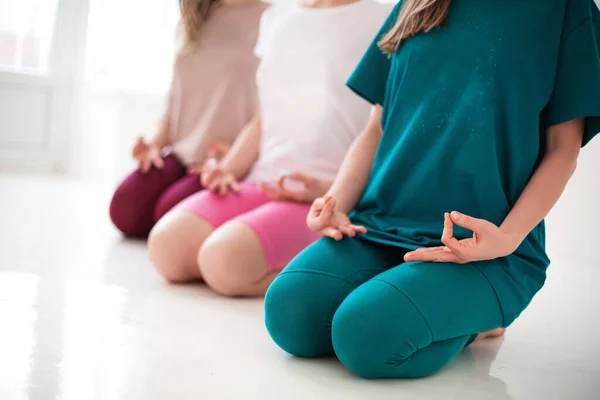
[327,106,384,214]
[500,118,584,241]
[218,108,262,179]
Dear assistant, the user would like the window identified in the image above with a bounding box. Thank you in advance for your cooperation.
[85,0,180,93]
[0,0,60,73]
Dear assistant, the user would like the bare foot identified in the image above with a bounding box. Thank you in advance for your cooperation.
[475,328,506,342]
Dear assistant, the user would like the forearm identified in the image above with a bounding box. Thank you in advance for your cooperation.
[500,119,584,241]
[219,111,261,179]
[327,106,383,214]
[150,117,171,149]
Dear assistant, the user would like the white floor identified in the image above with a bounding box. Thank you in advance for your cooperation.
[0,174,599,400]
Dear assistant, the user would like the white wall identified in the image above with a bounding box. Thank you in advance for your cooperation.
[0,0,90,173]
[551,0,600,263]
[546,139,600,264]
[69,90,166,183]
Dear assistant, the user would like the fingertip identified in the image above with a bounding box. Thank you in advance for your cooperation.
[344,228,356,238]
[451,211,461,220]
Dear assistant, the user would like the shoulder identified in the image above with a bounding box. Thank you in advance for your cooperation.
[259,1,295,27]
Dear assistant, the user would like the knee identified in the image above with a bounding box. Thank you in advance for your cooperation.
[331,297,393,379]
[265,269,352,358]
[198,239,243,297]
[198,223,262,297]
[148,215,196,283]
[331,281,430,379]
[110,185,147,237]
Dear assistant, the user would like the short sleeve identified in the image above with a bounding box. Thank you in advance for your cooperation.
[548,0,600,146]
[254,7,274,59]
[346,2,402,106]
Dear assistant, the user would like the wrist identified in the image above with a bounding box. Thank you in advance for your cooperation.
[149,140,164,150]
[217,160,240,179]
[499,224,528,250]
[318,180,333,198]
[325,191,351,215]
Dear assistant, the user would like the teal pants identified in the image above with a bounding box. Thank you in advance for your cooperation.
[264,238,504,379]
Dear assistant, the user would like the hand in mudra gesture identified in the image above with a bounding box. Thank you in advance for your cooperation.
[307,196,367,241]
[259,173,329,204]
[404,212,522,264]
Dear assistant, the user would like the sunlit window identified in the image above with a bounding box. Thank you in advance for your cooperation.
[0,0,59,73]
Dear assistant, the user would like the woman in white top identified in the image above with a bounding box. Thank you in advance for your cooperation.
[148,0,392,296]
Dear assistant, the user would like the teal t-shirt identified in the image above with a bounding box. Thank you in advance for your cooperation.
[347,0,600,321]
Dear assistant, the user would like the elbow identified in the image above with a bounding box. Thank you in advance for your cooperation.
[566,145,580,178]
[559,149,579,179]
[542,145,580,179]
[569,159,578,178]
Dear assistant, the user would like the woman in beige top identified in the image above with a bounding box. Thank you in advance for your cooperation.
[110,0,268,237]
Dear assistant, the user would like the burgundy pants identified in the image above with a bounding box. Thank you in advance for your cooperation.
[109,154,202,238]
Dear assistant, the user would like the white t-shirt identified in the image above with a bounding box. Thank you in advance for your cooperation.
[246,0,393,183]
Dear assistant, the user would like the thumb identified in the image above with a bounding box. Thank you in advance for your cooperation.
[320,197,335,222]
[307,197,327,230]
[153,155,164,169]
[309,197,326,213]
[450,211,484,233]
[288,172,315,185]
[141,158,151,174]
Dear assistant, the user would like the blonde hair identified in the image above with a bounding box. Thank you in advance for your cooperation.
[178,0,220,55]
[378,0,451,54]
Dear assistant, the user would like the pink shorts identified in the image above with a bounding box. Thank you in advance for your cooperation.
[175,182,320,271]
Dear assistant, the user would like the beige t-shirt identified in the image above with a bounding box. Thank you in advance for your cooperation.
[166,2,268,166]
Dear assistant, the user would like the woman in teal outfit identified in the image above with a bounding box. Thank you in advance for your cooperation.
[264,0,600,379]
